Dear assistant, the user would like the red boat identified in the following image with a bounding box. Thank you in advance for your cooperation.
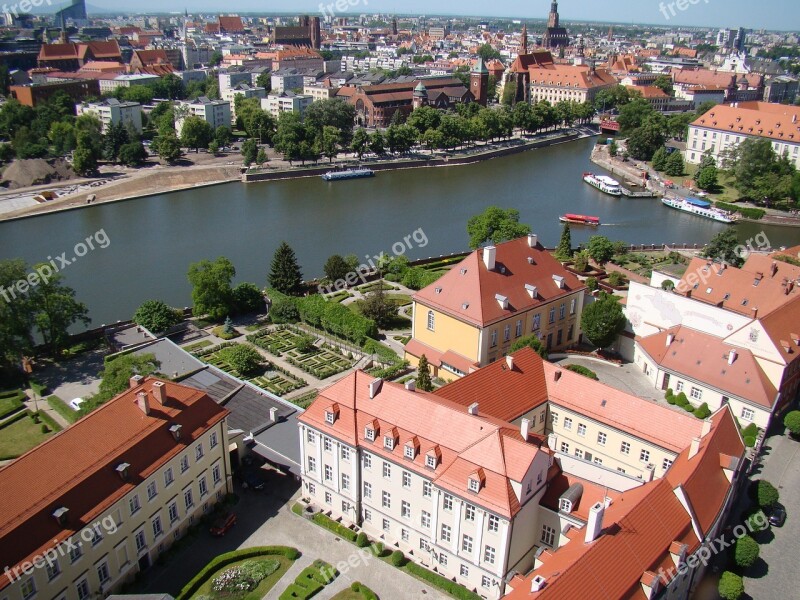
[559,214,600,226]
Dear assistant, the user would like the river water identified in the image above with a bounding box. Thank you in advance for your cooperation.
[1,137,797,327]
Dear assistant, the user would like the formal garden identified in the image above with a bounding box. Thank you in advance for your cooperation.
[0,408,62,460]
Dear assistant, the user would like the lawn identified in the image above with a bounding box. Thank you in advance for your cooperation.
[285,346,354,380]
[184,340,213,352]
[188,556,294,600]
[47,395,80,424]
[347,301,412,331]
[0,390,25,419]
[0,412,61,459]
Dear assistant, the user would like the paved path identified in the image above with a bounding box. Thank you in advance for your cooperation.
[553,355,664,402]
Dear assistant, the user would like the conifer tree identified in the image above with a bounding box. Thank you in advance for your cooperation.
[416,354,434,391]
[268,242,304,296]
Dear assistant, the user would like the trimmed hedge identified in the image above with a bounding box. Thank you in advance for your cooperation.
[0,392,24,419]
[278,560,337,600]
[404,562,481,600]
[47,395,80,424]
[176,546,301,600]
[565,364,599,380]
[390,550,406,567]
[311,513,358,542]
[715,201,765,220]
[350,582,379,600]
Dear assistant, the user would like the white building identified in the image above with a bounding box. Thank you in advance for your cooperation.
[261,92,313,119]
[218,70,253,95]
[99,73,161,94]
[271,70,306,94]
[175,96,231,136]
[76,99,143,133]
[222,84,267,123]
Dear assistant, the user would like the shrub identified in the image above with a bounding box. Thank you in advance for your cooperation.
[607,271,628,287]
[675,392,689,407]
[666,394,677,405]
[734,535,760,569]
[715,201,765,220]
[40,424,49,433]
[373,542,385,557]
[390,550,406,567]
[747,510,768,533]
[355,532,369,547]
[350,582,379,600]
[683,402,696,413]
[665,388,674,400]
[291,503,304,516]
[694,402,711,419]
[565,364,599,380]
[270,297,300,324]
[749,480,779,509]
[210,559,279,593]
[46,395,80,424]
[718,571,744,600]
[311,513,358,542]
[585,276,598,291]
[741,422,758,439]
[404,562,481,600]
[744,436,756,447]
[784,410,800,436]
[218,344,263,376]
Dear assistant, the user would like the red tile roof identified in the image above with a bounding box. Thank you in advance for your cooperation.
[412,237,585,328]
[219,16,246,33]
[691,102,800,143]
[0,378,227,591]
[527,64,617,90]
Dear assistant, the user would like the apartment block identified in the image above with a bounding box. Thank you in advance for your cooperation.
[175,96,231,137]
[76,99,143,134]
[261,92,313,120]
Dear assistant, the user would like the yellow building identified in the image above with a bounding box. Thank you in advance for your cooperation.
[405,235,586,380]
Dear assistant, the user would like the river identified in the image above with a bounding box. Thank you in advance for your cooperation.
[0,137,798,328]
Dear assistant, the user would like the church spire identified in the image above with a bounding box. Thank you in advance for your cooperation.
[521,23,528,55]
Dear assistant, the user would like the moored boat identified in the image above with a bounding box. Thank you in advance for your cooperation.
[661,196,736,224]
[583,172,622,196]
[559,214,601,226]
[321,168,375,181]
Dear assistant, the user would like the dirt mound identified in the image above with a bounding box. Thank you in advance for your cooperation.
[0,158,77,190]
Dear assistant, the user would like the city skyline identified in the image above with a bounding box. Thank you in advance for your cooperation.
[84,0,800,31]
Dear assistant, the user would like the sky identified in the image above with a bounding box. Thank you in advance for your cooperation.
[87,0,800,31]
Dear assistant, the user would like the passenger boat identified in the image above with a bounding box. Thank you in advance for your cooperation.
[661,196,736,224]
[583,172,622,196]
[321,168,375,181]
[559,214,601,226]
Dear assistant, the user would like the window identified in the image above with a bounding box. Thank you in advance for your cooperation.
[382,491,391,509]
[363,453,372,469]
[597,432,607,446]
[184,489,194,510]
[164,467,174,487]
[460,564,469,577]
[441,524,451,542]
[402,471,411,488]
[439,553,448,566]
[465,504,475,521]
[308,483,315,495]
[488,515,500,532]
[563,417,572,430]
[504,325,511,342]
[45,558,60,581]
[199,476,208,497]
[443,494,453,511]
[481,575,491,589]
[575,448,584,459]
[383,518,390,532]
[135,530,146,552]
[741,407,755,421]
[541,525,556,546]
[168,502,179,523]
[307,457,316,473]
[690,387,703,400]
[90,526,102,546]
[324,437,332,452]
[533,313,541,331]
[152,515,163,538]
[423,480,432,497]
[577,423,586,437]
[559,303,566,320]
[593,456,603,465]
[662,458,673,470]
[570,298,577,315]
[427,310,435,331]
[568,324,574,341]
[76,579,89,600]
[468,478,479,493]
[640,449,651,463]
[551,412,558,426]
[341,473,350,490]
[209,431,218,449]
[212,464,221,486]
[490,330,498,347]
[342,501,349,513]
[69,541,82,563]
[425,454,437,469]
[401,501,411,519]
[461,534,473,553]
[402,528,410,542]
[515,319,523,337]
[195,443,204,461]
[539,411,546,424]
[129,494,141,515]
[364,481,372,498]
[676,381,684,392]
[325,411,335,425]
[365,428,375,442]
[404,445,415,459]
[421,510,431,528]
[340,445,352,461]
[21,578,36,600]
[549,307,556,324]
[560,441,570,453]
[307,430,315,443]
[383,462,391,478]
[363,509,372,522]
[324,465,333,481]
[147,481,157,501]
[484,545,496,564]
[180,454,189,473]
[621,441,631,455]
[325,492,332,504]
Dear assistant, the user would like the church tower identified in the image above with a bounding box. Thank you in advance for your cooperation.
[412,81,429,109]
[521,23,528,55]
[548,1,560,28]
[471,57,490,106]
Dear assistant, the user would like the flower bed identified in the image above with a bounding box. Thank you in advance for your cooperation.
[210,560,280,593]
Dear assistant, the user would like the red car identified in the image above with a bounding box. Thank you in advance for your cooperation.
[210,512,237,536]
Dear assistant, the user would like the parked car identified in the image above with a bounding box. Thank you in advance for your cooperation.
[241,470,267,491]
[768,504,787,527]
[209,512,237,536]
[68,398,85,411]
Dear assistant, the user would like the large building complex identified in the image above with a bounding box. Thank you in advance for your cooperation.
[175,97,232,137]
[76,99,143,133]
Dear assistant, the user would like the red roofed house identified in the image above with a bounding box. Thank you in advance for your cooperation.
[129,49,176,75]
[207,15,245,35]
[405,235,586,381]
[37,40,122,71]
[0,377,231,600]
[298,348,745,598]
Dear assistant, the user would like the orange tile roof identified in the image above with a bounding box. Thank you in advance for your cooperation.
[219,16,245,33]
[528,64,617,90]
[629,85,669,99]
[298,371,545,518]
[672,68,760,89]
[539,471,622,522]
[638,326,777,408]
[413,237,585,328]
[691,102,800,143]
[0,378,227,591]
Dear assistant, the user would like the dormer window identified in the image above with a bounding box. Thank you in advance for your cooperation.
[325,411,336,425]
[468,468,485,492]
[384,435,395,450]
[468,478,480,493]
[404,445,415,459]
[365,427,376,442]
[426,454,436,468]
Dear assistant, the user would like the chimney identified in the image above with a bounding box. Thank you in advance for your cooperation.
[554,370,562,382]
[528,233,538,248]
[728,349,737,365]
[666,333,675,346]
[702,419,712,437]
[468,402,479,416]
[152,381,167,405]
[115,462,131,480]
[483,246,496,271]
[751,307,758,319]
[405,380,416,392]
[169,423,182,441]
[584,501,605,543]
[52,507,69,526]
[506,355,514,370]
[689,437,701,459]
[130,374,144,389]
[794,114,798,124]
[771,261,779,277]
[136,391,150,415]
[530,575,547,592]
[520,417,531,441]
[368,378,383,399]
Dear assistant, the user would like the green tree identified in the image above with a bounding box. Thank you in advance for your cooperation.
[369,131,386,155]
[268,242,304,296]
[209,51,223,67]
[304,98,356,144]
[718,572,744,600]
[416,354,434,391]
[351,127,370,159]
[467,206,531,249]
[608,140,618,157]
[664,150,685,176]
[784,410,800,436]
[187,257,236,321]
[407,105,441,135]
[510,334,548,359]
[320,125,340,162]
[730,138,796,202]
[733,535,760,569]
[361,285,394,328]
[696,163,719,191]
[555,223,572,261]
[587,235,615,264]
[702,229,744,268]
[255,71,272,92]
[180,117,214,152]
[627,122,666,161]
[581,293,626,349]
[232,282,265,315]
[594,85,634,112]
[214,125,232,149]
[241,138,258,166]
[750,479,779,509]
[31,266,91,356]
[324,254,351,283]
[119,141,147,166]
[651,146,669,171]
[256,148,268,166]
[154,131,182,163]
[133,300,183,333]
[71,146,97,176]
[617,97,654,133]
[653,74,673,95]
[476,43,502,61]
[0,259,36,372]
[95,353,161,403]
[218,344,262,376]
[48,121,77,155]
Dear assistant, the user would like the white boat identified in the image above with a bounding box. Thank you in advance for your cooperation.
[321,168,375,181]
[661,196,736,224]
[583,172,622,196]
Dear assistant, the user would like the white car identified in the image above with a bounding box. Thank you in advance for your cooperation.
[68,398,85,411]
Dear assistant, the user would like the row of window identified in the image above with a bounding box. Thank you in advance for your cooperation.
[426,299,577,336]
[670,380,756,421]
